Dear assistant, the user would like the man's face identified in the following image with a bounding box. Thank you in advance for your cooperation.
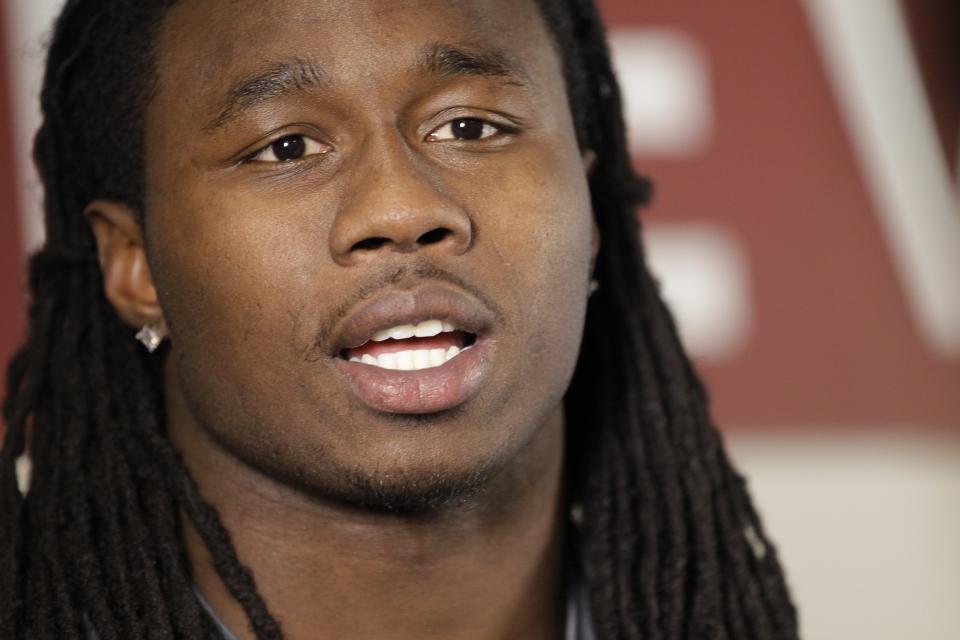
[143,0,596,508]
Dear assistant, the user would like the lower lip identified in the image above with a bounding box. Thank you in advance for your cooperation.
[332,338,492,414]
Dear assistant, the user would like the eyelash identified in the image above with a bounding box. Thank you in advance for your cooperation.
[244,116,511,165]
[247,135,329,164]
[426,117,507,142]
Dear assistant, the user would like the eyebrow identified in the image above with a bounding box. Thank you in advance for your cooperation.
[204,57,329,132]
[204,43,531,133]
[415,42,532,87]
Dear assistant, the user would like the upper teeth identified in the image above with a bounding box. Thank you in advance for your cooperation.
[371,319,456,342]
[349,345,471,370]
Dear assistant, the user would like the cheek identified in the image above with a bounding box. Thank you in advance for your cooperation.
[147,193,375,471]
[146,187,337,407]
[469,149,594,390]
[485,151,593,303]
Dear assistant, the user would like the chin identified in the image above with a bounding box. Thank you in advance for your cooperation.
[280,405,527,514]
[222,421,515,516]
[340,463,497,514]
[271,454,509,516]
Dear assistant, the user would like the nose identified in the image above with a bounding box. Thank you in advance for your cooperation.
[329,137,472,266]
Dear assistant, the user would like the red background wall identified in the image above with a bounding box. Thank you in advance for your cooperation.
[1,4,25,402]
[602,0,960,430]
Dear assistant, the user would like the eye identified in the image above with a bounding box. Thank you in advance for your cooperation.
[428,117,501,142]
[250,134,328,163]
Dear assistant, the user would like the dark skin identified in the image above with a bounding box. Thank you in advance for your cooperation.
[88,0,598,638]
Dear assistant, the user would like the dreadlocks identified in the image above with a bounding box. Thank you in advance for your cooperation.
[1,0,798,638]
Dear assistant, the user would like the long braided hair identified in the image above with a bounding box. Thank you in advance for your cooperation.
[1,0,799,638]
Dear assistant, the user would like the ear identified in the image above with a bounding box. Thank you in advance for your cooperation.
[85,200,165,331]
[581,149,601,274]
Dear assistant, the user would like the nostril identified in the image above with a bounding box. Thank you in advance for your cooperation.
[417,228,450,246]
[352,237,390,251]
[347,228,457,255]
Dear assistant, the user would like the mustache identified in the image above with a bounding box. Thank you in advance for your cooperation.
[310,261,506,352]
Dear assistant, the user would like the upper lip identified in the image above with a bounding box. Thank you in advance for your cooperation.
[329,284,494,355]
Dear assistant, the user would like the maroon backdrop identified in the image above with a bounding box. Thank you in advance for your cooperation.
[1,5,26,404]
[602,0,960,430]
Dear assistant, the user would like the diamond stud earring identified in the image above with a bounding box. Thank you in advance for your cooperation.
[589,279,600,296]
[135,323,166,353]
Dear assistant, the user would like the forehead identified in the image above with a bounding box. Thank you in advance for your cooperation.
[154,0,559,102]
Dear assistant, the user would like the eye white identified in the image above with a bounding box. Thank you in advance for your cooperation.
[251,135,327,163]
[428,119,500,142]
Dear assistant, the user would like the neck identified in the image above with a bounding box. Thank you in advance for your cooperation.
[170,406,568,640]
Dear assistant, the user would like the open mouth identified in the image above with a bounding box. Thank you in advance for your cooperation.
[329,285,494,413]
[339,318,478,371]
